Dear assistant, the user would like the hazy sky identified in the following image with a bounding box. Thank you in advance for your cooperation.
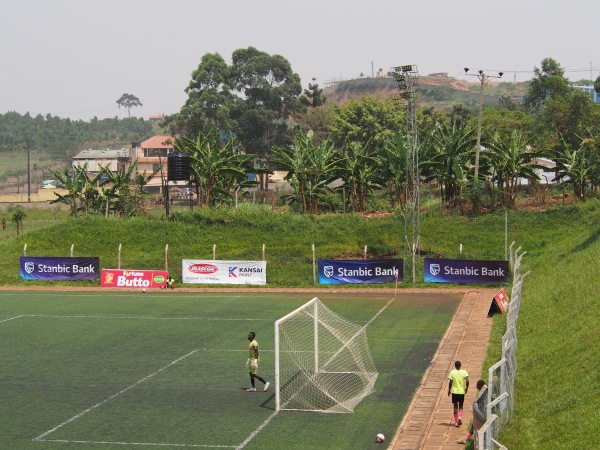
[2,0,598,121]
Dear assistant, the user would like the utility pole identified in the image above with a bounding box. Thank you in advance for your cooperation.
[24,137,32,203]
[464,68,503,180]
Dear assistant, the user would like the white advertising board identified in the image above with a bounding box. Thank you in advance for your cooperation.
[182,260,267,285]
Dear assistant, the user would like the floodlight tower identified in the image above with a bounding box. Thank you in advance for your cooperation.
[391,64,420,283]
[464,68,503,180]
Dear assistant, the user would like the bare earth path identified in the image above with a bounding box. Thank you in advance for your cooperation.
[390,288,496,450]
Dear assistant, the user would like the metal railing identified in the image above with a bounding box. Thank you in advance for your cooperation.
[476,243,529,450]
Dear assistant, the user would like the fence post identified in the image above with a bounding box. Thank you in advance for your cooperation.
[118,243,122,269]
[312,243,316,285]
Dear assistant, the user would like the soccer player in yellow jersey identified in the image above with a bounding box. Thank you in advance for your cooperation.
[246,331,269,392]
[447,360,469,427]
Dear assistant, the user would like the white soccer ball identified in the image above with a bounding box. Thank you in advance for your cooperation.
[141,288,146,293]
[375,433,385,443]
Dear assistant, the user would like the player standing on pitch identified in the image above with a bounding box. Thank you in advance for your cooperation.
[246,331,269,392]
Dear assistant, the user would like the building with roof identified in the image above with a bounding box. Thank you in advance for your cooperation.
[131,135,186,190]
[573,85,600,103]
[72,148,131,175]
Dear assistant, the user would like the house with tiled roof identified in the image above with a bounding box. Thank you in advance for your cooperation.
[131,135,183,190]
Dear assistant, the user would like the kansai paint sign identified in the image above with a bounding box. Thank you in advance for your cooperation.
[318,259,403,284]
[182,260,266,285]
[424,258,509,284]
[20,257,100,281]
[100,269,168,288]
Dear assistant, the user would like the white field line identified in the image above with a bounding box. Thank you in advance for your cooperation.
[34,349,199,442]
[236,296,396,449]
[0,315,25,323]
[39,438,236,448]
[24,314,265,321]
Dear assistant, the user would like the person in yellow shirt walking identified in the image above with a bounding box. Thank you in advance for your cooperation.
[447,360,469,427]
[246,331,270,392]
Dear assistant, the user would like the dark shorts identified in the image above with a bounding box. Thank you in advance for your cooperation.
[451,393,465,404]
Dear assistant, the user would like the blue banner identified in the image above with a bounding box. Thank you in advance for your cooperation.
[424,258,509,284]
[20,257,100,281]
[318,259,403,284]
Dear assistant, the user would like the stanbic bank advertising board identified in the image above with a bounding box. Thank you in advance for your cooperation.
[424,258,509,284]
[318,259,402,284]
[182,260,266,285]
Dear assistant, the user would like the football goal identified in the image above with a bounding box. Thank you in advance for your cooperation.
[274,297,378,413]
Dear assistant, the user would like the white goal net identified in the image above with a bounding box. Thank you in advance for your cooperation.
[274,297,378,413]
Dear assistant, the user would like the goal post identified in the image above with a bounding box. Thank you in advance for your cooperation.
[274,297,378,413]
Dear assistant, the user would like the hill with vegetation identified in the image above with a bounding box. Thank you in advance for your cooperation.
[323,75,528,111]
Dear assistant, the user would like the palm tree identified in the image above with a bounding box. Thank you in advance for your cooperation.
[336,141,382,212]
[100,162,138,216]
[551,138,596,201]
[380,130,408,208]
[421,122,476,207]
[272,129,338,214]
[175,131,260,207]
[487,130,543,207]
[50,163,96,216]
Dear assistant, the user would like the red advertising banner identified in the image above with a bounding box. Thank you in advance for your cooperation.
[494,288,510,313]
[487,287,510,316]
[100,269,168,289]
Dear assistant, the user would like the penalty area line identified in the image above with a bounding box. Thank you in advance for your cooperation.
[33,349,199,442]
[38,438,237,448]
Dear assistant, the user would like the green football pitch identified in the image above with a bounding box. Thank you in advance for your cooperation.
[0,290,461,450]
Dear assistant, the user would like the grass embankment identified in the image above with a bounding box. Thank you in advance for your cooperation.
[1,200,599,448]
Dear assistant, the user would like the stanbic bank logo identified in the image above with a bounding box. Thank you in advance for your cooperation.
[429,264,441,276]
[323,266,334,278]
[24,262,35,274]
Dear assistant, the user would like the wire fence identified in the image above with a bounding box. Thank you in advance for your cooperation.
[475,243,529,450]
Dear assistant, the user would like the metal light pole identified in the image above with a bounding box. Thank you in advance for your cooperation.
[464,68,503,180]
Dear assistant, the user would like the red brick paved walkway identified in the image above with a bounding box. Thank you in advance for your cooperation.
[390,289,496,450]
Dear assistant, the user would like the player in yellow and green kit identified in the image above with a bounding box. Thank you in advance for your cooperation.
[448,360,469,427]
[246,331,270,392]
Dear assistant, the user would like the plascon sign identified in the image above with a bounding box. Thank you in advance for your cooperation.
[100,269,168,288]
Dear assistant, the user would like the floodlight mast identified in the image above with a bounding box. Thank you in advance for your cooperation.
[464,68,504,180]
[391,64,420,283]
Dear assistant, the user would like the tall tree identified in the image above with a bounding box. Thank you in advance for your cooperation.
[229,47,304,157]
[300,78,327,108]
[166,53,235,138]
[116,93,143,118]
[524,58,569,110]
[328,96,403,155]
